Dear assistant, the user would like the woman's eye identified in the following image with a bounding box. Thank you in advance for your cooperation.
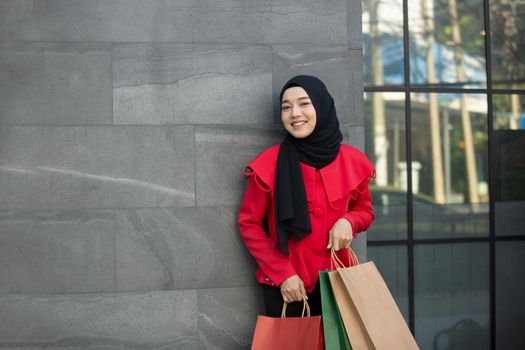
[301,102,311,107]
[281,106,291,111]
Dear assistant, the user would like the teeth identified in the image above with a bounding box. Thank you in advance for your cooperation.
[292,121,306,126]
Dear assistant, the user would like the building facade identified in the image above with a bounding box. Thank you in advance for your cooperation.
[363,0,525,348]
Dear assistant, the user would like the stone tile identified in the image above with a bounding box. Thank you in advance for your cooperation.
[0,290,199,349]
[191,1,348,45]
[348,0,363,49]
[0,125,194,210]
[341,124,366,150]
[0,209,115,294]
[349,49,365,125]
[272,45,352,124]
[113,44,272,125]
[195,124,367,207]
[116,206,258,291]
[0,0,347,45]
[0,0,193,43]
[0,43,112,125]
[195,125,283,206]
[343,123,369,261]
[342,123,368,263]
[198,286,264,350]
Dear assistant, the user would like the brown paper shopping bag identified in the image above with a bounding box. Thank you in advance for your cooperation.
[330,248,419,350]
[328,269,374,349]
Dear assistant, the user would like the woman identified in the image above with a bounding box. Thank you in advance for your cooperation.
[237,75,375,317]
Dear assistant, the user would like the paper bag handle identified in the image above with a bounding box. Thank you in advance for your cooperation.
[281,297,311,318]
[331,247,360,269]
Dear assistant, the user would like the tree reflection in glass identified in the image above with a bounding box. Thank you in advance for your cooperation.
[411,93,489,239]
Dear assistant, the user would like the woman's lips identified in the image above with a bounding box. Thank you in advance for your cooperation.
[291,121,307,128]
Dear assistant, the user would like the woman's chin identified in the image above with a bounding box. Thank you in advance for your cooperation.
[287,128,313,139]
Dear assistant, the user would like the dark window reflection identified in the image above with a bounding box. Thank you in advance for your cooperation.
[490,1,525,89]
[365,92,407,240]
[411,93,489,238]
[496,241,525,349]
[414,243,490,349]
[408,0,486,88]
[493,94,525,236]
[363,0,404,86]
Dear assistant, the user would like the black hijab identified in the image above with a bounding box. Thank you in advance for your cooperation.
[275,75,343,256]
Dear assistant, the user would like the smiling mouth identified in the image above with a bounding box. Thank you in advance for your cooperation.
[291,121,307,127]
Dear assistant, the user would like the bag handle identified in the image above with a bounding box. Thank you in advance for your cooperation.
[281,297,311,318]
[330,247,360,269]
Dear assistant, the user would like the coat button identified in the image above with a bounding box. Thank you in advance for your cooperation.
[312,207,324,218]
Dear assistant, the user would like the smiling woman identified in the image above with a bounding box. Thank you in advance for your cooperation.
[237,75,376,318]
[280,87,317,139]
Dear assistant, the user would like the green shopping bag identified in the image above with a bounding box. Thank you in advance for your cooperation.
[320,270,352,350]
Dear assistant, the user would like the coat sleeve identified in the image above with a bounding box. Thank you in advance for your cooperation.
[341,177,375,237]
[237,171,297,286]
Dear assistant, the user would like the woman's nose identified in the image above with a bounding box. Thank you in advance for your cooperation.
[291,105,302,117]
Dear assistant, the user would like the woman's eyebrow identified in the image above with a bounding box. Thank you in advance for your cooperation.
[281,96,311,104]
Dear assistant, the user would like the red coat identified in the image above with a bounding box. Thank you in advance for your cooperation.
[237,143,375,293]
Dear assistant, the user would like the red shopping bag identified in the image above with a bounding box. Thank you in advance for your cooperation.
[251,298,324,350]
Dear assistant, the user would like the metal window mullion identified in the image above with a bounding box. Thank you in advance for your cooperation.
[483,0,496,347]
[365,86,525,94]
[401,0,416,335]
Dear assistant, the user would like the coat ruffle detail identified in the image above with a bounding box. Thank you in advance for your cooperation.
[245,144,375,206]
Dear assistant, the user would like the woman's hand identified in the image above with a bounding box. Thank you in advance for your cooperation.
[327,218,353,251]
[280,274,307,303]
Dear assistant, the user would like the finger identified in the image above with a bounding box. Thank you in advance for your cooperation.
[333,237,340,251]
[281,292,288,303]
[300,282,307,300]
[284,291,292,304]
[326,230,333,249]
[294,288,304,302]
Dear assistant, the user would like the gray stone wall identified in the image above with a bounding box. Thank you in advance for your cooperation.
[0,1,366,349]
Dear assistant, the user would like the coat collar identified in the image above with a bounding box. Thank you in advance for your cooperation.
[246,144,375,203]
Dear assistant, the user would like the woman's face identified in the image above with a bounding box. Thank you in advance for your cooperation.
[281,86,317,139]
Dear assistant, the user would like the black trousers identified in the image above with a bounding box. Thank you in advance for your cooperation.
[262,281,322,317]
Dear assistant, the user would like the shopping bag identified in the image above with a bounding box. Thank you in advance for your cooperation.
[328,250,374,349]
[320,269,352,350]
[250,298,324,350]
[331,248,419,350]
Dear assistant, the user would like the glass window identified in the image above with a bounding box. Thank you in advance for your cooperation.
[493,94,525,236]
[493,94,525,130]
[365,92,407,240]
[363,0,405,86]
[414,243,490,349]
[368,245,409,322]
[490,1,525,89]
[411,93,489,238]
[496,241,525,349]
[408,0,486,88]
[363,0,525,345]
